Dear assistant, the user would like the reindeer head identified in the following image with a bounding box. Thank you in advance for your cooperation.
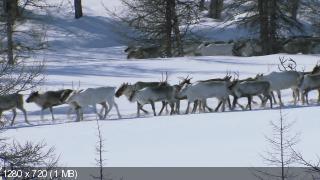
[255,73,264,79]
[115,83,129,98]
[178,75,192,86]
[311,61,320,74]
[26,91,39,103]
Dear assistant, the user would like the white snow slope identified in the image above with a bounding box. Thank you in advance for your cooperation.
[2,0,320,167]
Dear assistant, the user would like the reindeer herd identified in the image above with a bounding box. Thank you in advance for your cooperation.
[1,57,320,126]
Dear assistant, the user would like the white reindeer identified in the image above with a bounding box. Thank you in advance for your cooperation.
[67,87,121,121]
[256,57,303,106]
[0,93,29,126]
[255,71,302,106]
[179,79,232,114]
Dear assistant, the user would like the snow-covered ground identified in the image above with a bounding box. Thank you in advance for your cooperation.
[2,0,320,167]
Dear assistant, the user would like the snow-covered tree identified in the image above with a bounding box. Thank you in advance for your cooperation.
[113,0,201,57]
[226,0,303,55]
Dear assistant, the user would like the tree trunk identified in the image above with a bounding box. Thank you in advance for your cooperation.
[209,0,223,19]
[199,0,205,11]
[258,0,270,55]
[289,0,300,20]
[164,0,173,57]
[172,0,184,56]
[6,15,14,65]
[269,0,277,54]
[4,0,15,65]
[74,0,83,19]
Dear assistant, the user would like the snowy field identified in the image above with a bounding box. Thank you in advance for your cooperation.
[2,0,320,167]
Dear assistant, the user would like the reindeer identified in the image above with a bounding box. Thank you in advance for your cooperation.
[308,62,320,103]
[115,73,170,115]
[129,78,191,117]
[228,78,273,110]
[255,57,302,106]
[26,89,74,121]
[161,77,192,115]
[196,75,233,112]
[67,86,121,121]
[125,45,163,59]
[179,76,232,114]
[298,72,320,104]
[0,93,29,126]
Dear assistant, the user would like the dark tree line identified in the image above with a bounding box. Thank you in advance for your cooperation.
[116,0,320,57]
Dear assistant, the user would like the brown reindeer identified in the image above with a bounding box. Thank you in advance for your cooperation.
[0,93,28,126]
[26,89,74,121]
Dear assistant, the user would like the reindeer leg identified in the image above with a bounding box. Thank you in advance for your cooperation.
[192,100,198,113]
[198,100,202,113]
[92,104,102,120]
[227,97,232,110]
[215,100,223,112]
[248,96,252,110]
[99,102,108,118]
[141,107,149,114]
[204,100,213,112]
[100,102,108,119]
[276,90,283,106]
[271,91,277,104]
[318,89,320,103]
[149,101,156,116]
[169,102,175,115]
[158,101,166,116]
[185,101,191,114]
[257,95,264,106]
[137,103,141,117]
[306,90,310,105]
[292,89,296,105]
[17,105,29,125]
[301,90,305,104]
[175,100,180,114]
[138,102,148,114]
[41,108,45,121]
[203,100,207,112]
[237,102,246,110]
[80,108,84,121]
[232,96,238,110]
[221,99,226,112]
[0,111,4,127]
[293,88,300,105]
[105,101,113,118]
[49,107,55,121]
[11,108,17,126]
[165,103,169,114]
[269,94,273,109]
[75,108,81,122]
[114,102,121,119]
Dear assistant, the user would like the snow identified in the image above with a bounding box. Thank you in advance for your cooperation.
[2,0,320,167]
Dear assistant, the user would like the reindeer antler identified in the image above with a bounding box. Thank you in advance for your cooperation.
[287,58,297,71]
[278,57,288,72]
[278,57,297,71]
[233,71,239,81]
